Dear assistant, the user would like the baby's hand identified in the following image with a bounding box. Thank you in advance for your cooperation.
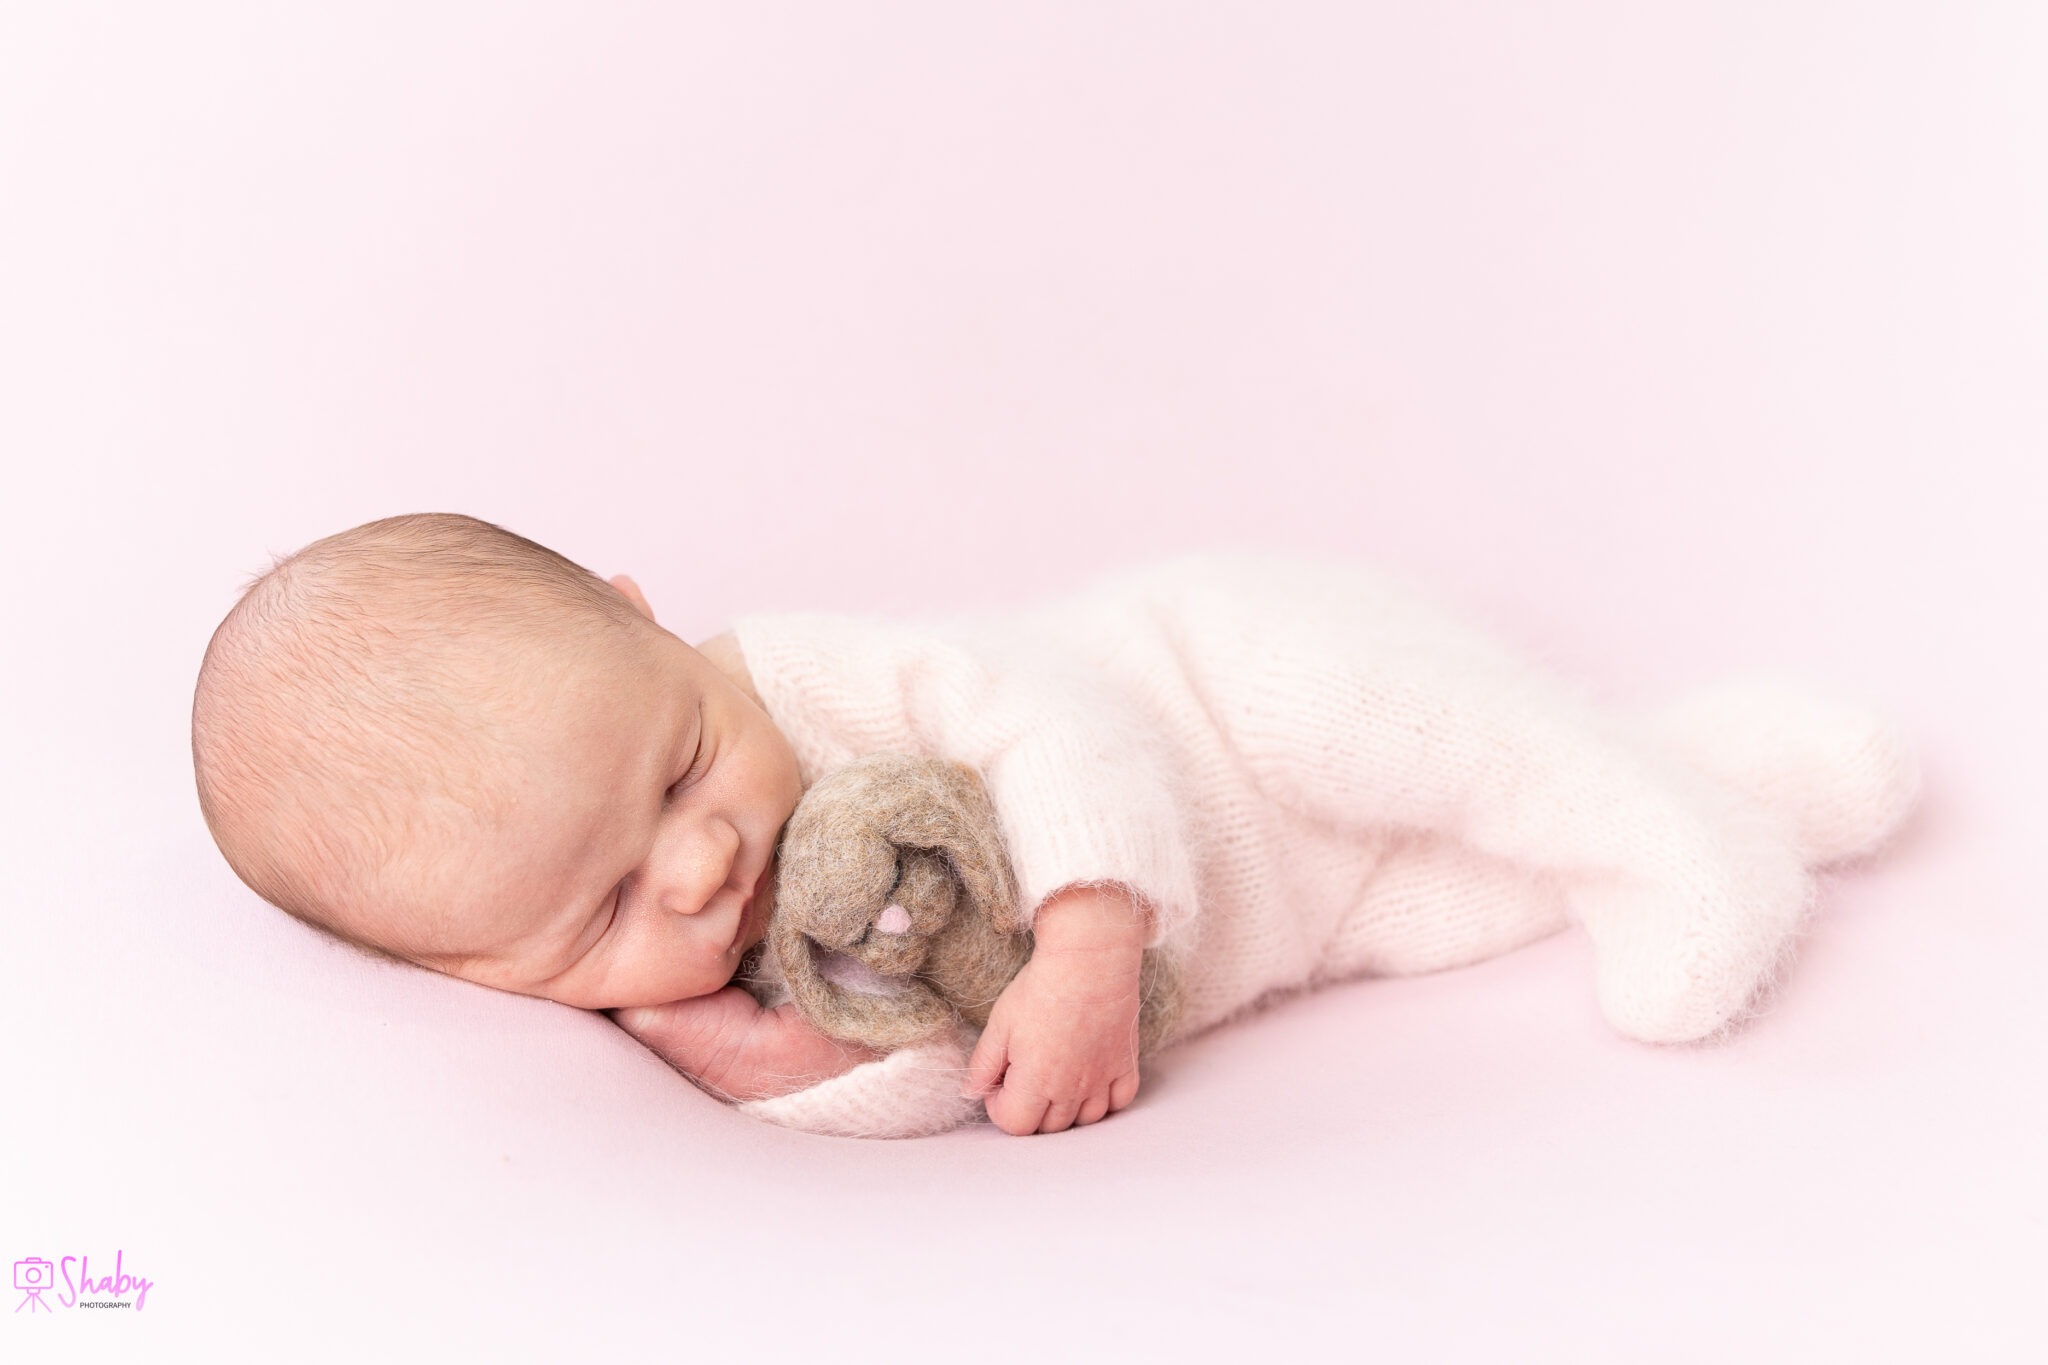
[963,884,1150,1136]
[612,987,886,1103]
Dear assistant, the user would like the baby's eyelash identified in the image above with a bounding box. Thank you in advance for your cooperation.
[667,741,708,797]
[565,886,622,972]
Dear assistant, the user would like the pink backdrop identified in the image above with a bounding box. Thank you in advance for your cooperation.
[3,3,2041,1359]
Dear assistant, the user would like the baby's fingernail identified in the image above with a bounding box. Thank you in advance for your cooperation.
[615,1006,675,1036]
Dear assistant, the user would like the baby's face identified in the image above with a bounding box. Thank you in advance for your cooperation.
[385,611,803,1012]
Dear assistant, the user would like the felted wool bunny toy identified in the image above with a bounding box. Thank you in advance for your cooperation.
[732,751,1183,1138]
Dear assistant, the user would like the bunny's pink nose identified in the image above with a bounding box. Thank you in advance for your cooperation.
[876,903,913,934]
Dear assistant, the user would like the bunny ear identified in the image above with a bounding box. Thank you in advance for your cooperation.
[872,758,1023,937]
[768,915,959,1049]
[790,752,1022,935]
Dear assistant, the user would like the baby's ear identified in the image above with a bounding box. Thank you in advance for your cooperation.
[608,574,656,622]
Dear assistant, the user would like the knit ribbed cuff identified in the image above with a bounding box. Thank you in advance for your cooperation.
[991,755,1199,953]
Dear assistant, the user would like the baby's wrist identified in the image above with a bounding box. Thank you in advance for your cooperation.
[1032,883,1151,956]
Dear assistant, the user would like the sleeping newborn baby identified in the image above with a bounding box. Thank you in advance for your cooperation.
[192,513,1920,1137]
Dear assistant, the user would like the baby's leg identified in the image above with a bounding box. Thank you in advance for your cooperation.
[1316,833,1569,983]
[1179,558,1814,1042]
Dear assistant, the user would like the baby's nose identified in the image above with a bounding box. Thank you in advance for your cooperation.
[656,867,729,917]
[646,819,741,916]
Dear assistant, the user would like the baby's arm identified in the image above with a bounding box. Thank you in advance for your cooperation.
[730,611,1204,1133]
[963,882,1152,1136]
[611,988,887,1103]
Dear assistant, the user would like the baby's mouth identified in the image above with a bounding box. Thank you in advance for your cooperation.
[758,847,783,912]
[728,892,755,953]
[731,872,770,952]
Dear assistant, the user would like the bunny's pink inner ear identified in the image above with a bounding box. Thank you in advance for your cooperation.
[876,903,913,934]
[816,949,911,997]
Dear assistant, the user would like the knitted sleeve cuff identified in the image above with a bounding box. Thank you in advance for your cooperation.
[983,730,1200,953]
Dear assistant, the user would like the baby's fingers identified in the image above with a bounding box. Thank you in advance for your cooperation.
[610,986,757,1069]
[963,1021,1010,1100]
[984,1084,1052,1137]
[1038,1098,1084,1134]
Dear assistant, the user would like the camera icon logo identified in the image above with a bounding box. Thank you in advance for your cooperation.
[15,1256,56,1313]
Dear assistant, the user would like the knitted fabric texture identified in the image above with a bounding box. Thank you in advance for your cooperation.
[728,552,1920,1138]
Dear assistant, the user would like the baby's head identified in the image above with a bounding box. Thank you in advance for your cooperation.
[192,513,803,1010]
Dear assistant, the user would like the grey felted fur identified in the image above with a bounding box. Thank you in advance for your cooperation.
[753,751,1184,1056]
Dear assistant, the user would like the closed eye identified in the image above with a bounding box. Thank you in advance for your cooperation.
[550,883,622,982]
[665,736,707,803]
[590,884,624,947]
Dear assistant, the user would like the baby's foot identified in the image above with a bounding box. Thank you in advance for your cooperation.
[1634,677,1921,869]
[1568,756,1816,1044]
